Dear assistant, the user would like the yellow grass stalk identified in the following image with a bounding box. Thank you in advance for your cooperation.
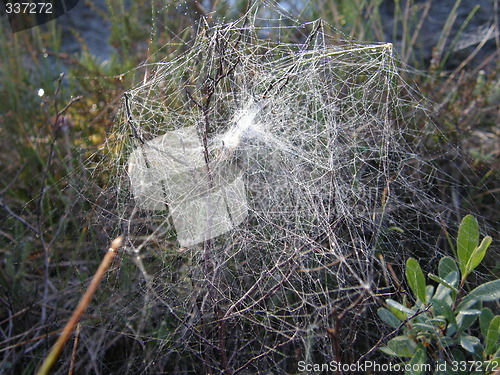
[35,236,123,375]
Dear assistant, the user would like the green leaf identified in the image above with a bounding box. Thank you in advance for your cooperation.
[381,336,416,358]
[457,301,481,331]
[459,334,480,353]
[438,256,459,280]
[429,316,448,325]
[425,285,434,303]
[465,236,492,276]
[386,299,415,315]
[479,308,494,340]
[378,307,402,329]
[429,272,459,300]
[379,346,398,356]
[404,345,427,375]
[387,303,407,321]
[436,336,455,349]
[446,324,457,337]
[485,316,500,357]
[456,309,481,331]
[459,280,500,307]
[458,309,482,316]
[457,215,479,278]
[431,299,456,325]
[406,258,427,303]
[494,346,500,358]
[388,226,404,233]
[412,322,439,333]
[457,298,479,312]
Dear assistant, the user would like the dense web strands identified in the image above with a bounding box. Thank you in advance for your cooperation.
[104,6,452,373]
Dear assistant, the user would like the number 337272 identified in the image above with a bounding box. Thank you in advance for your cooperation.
[5,2,53,14]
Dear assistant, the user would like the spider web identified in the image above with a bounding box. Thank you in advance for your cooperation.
[91,2,468,373]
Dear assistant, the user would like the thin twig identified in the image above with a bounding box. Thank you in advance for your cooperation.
[0,163,26,195]
[327,293,366,374]
[35,236,123,375]
[184,31,240,374]
[124,93,144,144]
[357,304,432,363]
[233,332,298,375]
[441,24,495,91]
[57,96,82,117]
[37,75,80,327]
[68,323,80,375]
[0,198,40,235]
[0,328,63,353]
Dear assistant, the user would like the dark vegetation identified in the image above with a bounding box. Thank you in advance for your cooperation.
[0,0,498,373]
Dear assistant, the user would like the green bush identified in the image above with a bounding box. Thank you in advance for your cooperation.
[378,215,499,374]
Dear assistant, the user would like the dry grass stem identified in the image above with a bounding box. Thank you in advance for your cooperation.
[35,236,123,375]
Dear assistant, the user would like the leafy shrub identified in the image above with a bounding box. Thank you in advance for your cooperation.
[378,215,499,374]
